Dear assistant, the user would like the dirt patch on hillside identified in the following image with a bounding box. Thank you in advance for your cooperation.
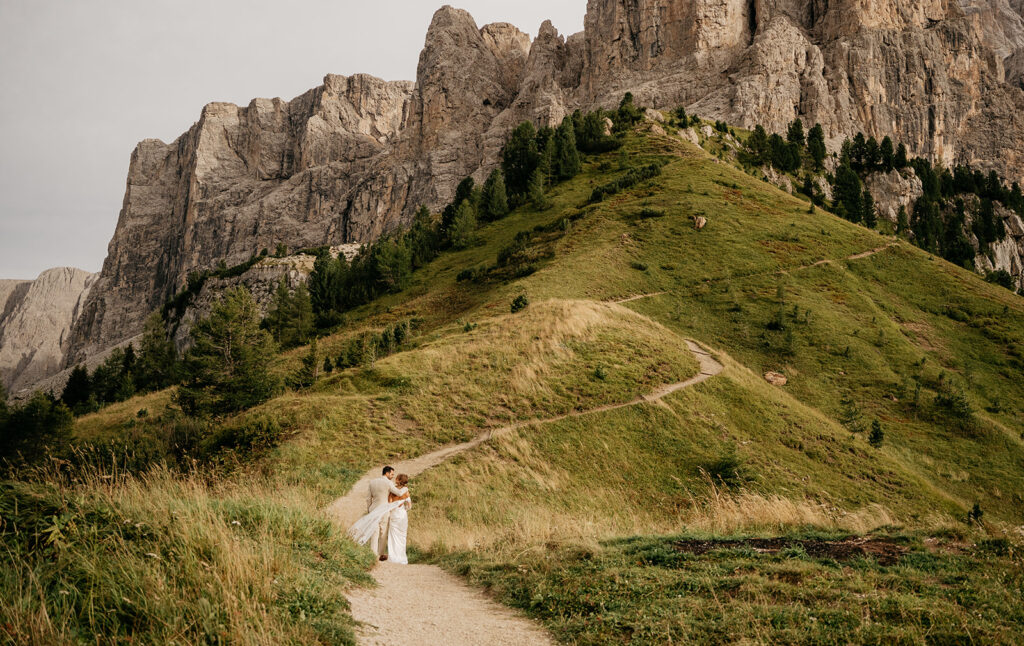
[671,537,908,565]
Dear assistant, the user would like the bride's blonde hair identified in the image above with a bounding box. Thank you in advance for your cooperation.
[396,474,409,487]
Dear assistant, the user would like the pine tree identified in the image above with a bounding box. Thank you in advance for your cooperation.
[480,169,509,221]
[91,348,135,404]
[176,286,281,416]
[865,136,881,171]
[851,132,867,169]
[137,311,179,391]
[839,393,864,433]
[359,333,378,367]
[748,125,769,165]
[408,205,440,268]
[553,117,581,181]
[528,167,549,210]
[862,188,877,228]
[896,205,909,234]
[869,419,885,447]
[502,121,540,198]
[0,392,73,464]
[369,237,413,294]
[538,134,556,186]
[308,250,343,318]
[448,200,478,250]
[895,142,909,169]
[807,123,827,169]
[61,365,93,413]
[880,136,895,172]
[264,279,314,349]
[833,164,863,222]
[786,118,805,146]
[292,339,321,389]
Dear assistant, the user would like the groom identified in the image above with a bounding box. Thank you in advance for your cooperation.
[366,466,404,561]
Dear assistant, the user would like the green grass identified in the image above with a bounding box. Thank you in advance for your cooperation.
[437,530,1024,645]
[0,469,372,644]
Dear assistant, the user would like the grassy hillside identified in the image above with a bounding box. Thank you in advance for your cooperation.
[6,119,1023,643]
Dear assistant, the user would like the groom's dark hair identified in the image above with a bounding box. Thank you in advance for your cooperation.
[382,466,394,476]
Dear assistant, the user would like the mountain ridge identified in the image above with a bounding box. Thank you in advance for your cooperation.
[6,0,1024,394]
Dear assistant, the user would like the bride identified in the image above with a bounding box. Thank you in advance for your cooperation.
[386,474,411,564]
[347,474,412,564]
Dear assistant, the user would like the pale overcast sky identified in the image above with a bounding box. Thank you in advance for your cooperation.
[0,1,586,280]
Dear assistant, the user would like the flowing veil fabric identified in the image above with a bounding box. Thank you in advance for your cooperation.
[347,499,408,546]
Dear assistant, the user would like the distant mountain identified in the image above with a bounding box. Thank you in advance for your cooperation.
[0,268,96,396]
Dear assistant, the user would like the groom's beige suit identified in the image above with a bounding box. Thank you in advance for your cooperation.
[367,475,404,557]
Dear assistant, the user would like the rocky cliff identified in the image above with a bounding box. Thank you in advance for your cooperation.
[15,0,1024,389]
[0,268,96,395]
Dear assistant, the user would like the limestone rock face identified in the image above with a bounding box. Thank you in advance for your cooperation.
[66,74,416,365]
[36,0,1024,392]
[0,268,97,395]
[973,203,1024,290]
[865,169,924,225]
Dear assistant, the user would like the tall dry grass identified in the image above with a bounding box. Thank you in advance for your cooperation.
[0,463,371,645]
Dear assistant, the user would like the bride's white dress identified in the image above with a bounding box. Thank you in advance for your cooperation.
[346,487,411,564]
[387,488,411,565]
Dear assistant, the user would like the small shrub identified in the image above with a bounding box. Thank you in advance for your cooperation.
[593,366,608,380]
[630,262,648,271]
[967,502,984,525]
[201,415,285,457]
[636,207,666,219]
[932,383,977,434]
[702,449,746,487]
[511,295,529,314]
[463,322,478,333]
[589,163,664,203]
[868,420,885,447]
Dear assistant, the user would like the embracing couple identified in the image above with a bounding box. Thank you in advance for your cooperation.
[347,466,412,564]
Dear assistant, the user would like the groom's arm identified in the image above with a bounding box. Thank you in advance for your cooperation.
[388,482,404,496]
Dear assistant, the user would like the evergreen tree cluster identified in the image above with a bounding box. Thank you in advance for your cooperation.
[841,133,907,174]
[176,287,280,417]
[502,115,584,205]
[61,312,180,415]
[746,119,826,172]
[332,320,415,373]
[307,208,441,328]
[0,386,73,468]
[833,130,1021,268]
[263,279,314,349]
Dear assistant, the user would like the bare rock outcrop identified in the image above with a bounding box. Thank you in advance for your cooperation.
[17,0,1022,392]
[864,169,924,225]
[973,203,1024,290]
[0,268,96,395]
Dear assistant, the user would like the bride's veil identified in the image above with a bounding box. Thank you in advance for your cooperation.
[347,499,408,545]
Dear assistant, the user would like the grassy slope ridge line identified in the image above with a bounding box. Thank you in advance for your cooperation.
[323,336,721,528]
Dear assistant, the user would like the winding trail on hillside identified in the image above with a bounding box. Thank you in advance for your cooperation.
[618,241,901,296]
[326,338,723,646]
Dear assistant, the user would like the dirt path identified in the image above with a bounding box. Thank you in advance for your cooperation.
[346,562,556,646]
[325,337,723,645]
[617,242,900,298]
